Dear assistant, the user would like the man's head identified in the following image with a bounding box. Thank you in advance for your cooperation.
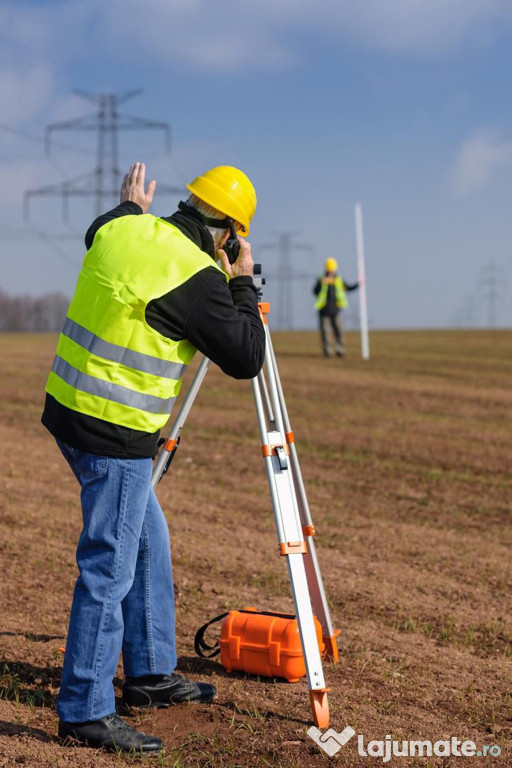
[185,166,257,249]
[325,257,338,275]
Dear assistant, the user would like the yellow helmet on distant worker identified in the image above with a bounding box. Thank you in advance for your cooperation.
[325,257,338,272]
[186,166,257,235]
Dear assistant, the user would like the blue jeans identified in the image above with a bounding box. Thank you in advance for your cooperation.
[56,440,176,723]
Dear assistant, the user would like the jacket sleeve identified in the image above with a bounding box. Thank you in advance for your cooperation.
[313,279,321,295]
[84,201,143,250]
[343,278,360,292]
[146,268,266,379]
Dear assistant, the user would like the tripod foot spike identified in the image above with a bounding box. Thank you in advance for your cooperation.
[310,689,329,729]
[322,633,340,663]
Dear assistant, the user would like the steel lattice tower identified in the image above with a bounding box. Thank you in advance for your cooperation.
[480,260,506,328]
[24,90,184,220]
[260,232,314,329]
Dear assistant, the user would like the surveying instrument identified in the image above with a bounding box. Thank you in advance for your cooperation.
[151,266,338,729]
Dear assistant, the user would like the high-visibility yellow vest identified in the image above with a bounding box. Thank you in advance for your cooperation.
[314,275,347,311]
[46,214,225,432]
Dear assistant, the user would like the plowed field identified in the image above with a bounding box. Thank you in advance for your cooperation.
[0,330,511,767]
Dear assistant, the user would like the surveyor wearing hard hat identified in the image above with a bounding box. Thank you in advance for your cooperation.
[41,162,265,754]
[313,257,359,357]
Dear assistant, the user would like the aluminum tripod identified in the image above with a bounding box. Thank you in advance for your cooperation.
[152,301,338,729]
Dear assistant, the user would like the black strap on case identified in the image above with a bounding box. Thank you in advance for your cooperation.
[194,609,297,659]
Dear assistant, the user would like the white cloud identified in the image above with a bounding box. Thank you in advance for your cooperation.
[1,0,512,84]
[0,5,49,60]
[0,2,97,125]
[102,0,295,71]
[98,0,512,71]
[454,131,512,193]
[317,0,512,53]
[0,159,52,209]
[0,66,54,124]
[0,2,97,68]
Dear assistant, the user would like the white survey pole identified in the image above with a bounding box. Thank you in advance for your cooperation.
[355,202,370,360]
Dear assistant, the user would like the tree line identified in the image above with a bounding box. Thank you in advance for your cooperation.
[0,290,69,332]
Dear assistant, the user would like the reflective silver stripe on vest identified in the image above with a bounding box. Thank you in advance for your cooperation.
[62,317,186,380]
[52,356,176,414]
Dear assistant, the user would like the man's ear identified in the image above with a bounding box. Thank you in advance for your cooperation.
[220,230,230,247]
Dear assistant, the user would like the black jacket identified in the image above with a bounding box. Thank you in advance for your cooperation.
[42,202,265,458]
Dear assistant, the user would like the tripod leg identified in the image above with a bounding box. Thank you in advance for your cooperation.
[252,364,329,728]
[264,326,339,661]
[152,356,211,489]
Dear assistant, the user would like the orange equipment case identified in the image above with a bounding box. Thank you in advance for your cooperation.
[219,607,324,683]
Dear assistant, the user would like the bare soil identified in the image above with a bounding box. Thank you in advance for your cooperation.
[0,329,511,767]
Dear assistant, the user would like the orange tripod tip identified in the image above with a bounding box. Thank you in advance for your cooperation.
[309,689,330,729]
[322,633,340,663]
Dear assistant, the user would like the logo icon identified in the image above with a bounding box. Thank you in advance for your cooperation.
[307,725,356,756]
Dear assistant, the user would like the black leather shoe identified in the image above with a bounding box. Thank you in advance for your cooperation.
[123,673,217,708]
[58,713,163,753]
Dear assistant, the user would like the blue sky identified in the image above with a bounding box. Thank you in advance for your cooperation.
[1,0,511,329]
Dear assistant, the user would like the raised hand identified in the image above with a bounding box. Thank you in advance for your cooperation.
[120,162,156,213]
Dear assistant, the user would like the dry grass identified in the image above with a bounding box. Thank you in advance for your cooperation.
[0,329,511,767]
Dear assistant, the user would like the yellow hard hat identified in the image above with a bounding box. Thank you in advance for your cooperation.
[186,166,257,235]
[325,258,338,272]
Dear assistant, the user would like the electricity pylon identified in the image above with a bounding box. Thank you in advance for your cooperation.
[24,90,184,221]
[451,295,478,328]
[479,260,506,328]
[260,232,314,329]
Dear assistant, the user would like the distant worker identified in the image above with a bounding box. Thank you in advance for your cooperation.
[41,162,265,754]
[313,258,359,357]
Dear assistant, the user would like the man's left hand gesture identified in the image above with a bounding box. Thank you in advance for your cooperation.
[120,162,156,213]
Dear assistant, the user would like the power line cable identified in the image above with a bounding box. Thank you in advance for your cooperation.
[0,122,93,155]
[24,90,186,221]
[27,225,81,271]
